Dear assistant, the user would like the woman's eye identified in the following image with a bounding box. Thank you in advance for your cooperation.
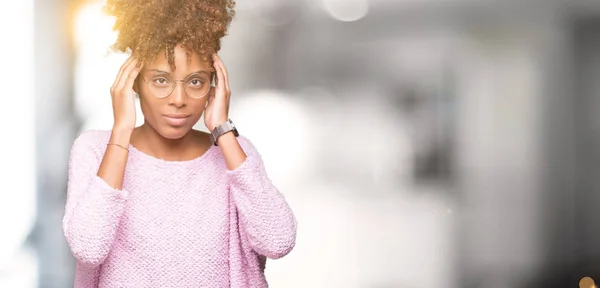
[189,79,204,86]
[154,78,169,85]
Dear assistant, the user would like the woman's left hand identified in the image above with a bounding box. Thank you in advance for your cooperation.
[204,53,231,131]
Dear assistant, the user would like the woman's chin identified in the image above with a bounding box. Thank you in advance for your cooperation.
[157,125,192,140]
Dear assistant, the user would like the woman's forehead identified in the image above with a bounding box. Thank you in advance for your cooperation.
[145,45,212,73]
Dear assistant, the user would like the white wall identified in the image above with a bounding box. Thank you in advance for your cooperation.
[0,0,38,286]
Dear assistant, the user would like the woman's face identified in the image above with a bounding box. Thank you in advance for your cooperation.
[136,44,213,139]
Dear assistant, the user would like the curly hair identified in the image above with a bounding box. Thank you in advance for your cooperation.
[104,0,235,68]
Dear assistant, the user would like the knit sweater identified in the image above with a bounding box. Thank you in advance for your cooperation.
[62,130,297,287]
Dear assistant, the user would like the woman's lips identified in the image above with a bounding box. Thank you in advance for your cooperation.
[162,114,190,126]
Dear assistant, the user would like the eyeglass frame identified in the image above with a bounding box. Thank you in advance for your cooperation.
[136,72,215,99]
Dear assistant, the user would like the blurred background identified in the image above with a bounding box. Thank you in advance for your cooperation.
[2,0,600,287]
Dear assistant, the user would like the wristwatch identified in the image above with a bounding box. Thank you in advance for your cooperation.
[210,119,239,146]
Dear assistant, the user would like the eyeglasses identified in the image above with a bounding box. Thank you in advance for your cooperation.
[139,73,213,99]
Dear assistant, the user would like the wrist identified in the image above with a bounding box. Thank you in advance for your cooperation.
[216,130,236,146]
[110,127,132,146]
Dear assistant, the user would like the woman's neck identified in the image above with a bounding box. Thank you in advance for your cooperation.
[130,123,202,161]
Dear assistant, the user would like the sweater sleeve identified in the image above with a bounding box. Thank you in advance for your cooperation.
[227,136,297,259]
[62,131,129,265]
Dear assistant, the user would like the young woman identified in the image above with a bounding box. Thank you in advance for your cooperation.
[62,0,297,287]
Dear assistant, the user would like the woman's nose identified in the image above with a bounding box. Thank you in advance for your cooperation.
[168,82,187,107]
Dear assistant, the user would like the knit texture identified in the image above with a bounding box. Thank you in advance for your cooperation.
[62,130,297,288]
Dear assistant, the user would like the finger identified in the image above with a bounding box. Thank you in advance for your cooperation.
[123,62,143,94]
[112,59,135,94]
[212,54,219,87]
[207,87,216,104]
[115,59,140,93]
[213,54,230,93]
[216,62,230,95]
[112,56,135,92]
[218,61,230,94]
[213,59,225,97]
[206,96,215,111]
[212,53,220,65]
[116,57,134,83]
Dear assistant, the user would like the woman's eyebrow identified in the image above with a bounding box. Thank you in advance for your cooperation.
[189,70,210,75]
[147,69,170,74]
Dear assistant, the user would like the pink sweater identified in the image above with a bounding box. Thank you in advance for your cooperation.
[62,130,297,287]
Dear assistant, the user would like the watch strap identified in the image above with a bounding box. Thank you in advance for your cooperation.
[210,119,239,145]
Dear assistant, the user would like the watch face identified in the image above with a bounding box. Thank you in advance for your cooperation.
[227,120,235,129]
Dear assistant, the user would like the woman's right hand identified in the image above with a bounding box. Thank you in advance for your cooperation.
[110,56,142,133]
